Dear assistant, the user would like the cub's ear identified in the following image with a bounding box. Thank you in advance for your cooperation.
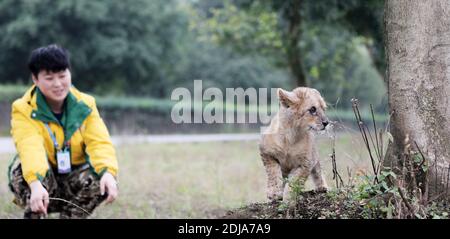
[310,88,327,109]
[311,88,321,96]
[277,88,295,108]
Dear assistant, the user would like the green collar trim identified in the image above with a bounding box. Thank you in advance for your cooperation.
[31,87,92,141]
[32,88,58,123]
[64,91,92,140]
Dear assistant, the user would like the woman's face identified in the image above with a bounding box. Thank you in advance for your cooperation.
[32,69,71,104]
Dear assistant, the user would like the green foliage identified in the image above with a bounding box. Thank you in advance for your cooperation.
[339,169,399,219]
[329,160,449,219]
[302,25,386,110]
[427,202,449,219]
[0,0,292,98]
[0,0,387,113]
[191,0,387,111]
[174,43,291,91]
[0,0,188,96]
[288,178,306,203]
[189,0,283,58]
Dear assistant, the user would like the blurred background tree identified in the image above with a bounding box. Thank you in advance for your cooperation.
[0,0,386,110]
[0,0,186,97]
[189,0,386,109]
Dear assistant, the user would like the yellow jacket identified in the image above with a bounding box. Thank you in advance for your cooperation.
[11,85,118,184]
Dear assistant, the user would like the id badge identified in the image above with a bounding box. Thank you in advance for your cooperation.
[57,149,72,174]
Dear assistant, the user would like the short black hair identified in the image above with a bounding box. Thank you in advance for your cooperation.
[28,44,71,77]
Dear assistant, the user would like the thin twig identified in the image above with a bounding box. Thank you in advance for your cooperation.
[347,166,353,186]
[384,110,395,134]
[351,99,378,183]
[379,129,384,162]
[428,191,449,203]
[331,148,343,188]
[49,197,91,216]
[413,141,426,170]
[370,104,381,161]
[390,178,414,217]
[364,123,381,163]
[330,129,343,188]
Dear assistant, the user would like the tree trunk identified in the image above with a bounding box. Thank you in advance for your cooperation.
[384,0,450,199]
[284,0,307,87]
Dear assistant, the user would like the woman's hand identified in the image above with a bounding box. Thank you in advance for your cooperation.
[29,181,49,215]
[100,172,118,204]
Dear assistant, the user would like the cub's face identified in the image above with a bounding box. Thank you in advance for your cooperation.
[277,87,329,131]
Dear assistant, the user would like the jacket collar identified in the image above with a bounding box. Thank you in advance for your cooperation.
[27,85,92,141]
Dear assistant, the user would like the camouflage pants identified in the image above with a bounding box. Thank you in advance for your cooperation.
[9,159,106,219]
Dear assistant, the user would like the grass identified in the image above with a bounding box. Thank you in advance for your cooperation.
[0,132,371,219]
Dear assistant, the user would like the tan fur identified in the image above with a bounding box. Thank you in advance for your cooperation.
[259,87,329,202]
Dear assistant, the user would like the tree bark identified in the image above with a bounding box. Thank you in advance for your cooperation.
[384,0,450,198]
[284,0,307,87]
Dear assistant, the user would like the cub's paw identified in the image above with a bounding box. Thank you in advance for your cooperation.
[268,193,283,202]
[315,186,328,193]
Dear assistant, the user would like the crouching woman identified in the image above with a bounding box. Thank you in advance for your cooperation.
[8,44,119,219]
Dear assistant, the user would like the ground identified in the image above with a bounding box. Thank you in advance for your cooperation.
[222,190,365,219]
[0,133,371,218]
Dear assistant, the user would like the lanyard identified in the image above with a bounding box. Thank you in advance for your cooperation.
[44,123,69,151]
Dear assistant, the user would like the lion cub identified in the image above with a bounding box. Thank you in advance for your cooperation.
[259,87,329,202]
